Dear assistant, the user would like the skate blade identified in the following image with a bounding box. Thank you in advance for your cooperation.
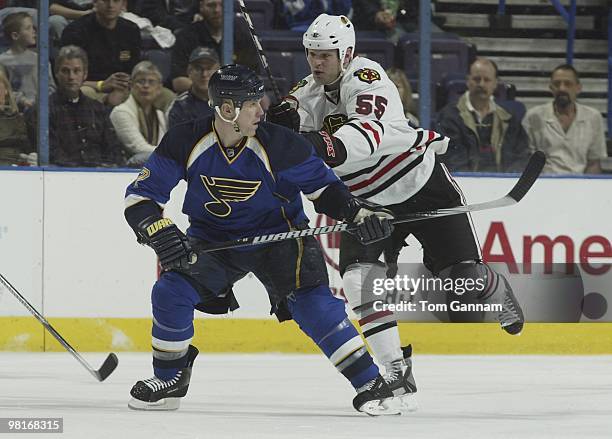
[128,397,181,411]
[387,393,418,413]
[358,399,401,416]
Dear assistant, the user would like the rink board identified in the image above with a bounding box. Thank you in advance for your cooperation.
[1,318,612,354]
[0,168,610,353]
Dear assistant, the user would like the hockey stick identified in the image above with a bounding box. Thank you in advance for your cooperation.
[236,0,282,102]
[0,273,118,382]
[199,151,546,253]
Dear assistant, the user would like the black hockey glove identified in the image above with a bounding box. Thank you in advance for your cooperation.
[267,99,300,131]
[302,130,347,167]
[136,216,197,271]
[342,198,394,245]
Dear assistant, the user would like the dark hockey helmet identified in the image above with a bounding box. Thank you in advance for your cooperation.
[208,64,265,109]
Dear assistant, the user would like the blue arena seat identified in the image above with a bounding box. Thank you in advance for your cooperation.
[397,33,470,86]
[259,31,310,87]
[242,0,274,30]
[355,33,395,69]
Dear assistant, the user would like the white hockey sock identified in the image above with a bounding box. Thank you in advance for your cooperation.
[343,264,403,366]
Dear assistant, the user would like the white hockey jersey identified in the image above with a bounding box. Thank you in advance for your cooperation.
[289,57,449,205]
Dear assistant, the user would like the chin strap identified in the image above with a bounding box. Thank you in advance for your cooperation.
[214,106,242,132]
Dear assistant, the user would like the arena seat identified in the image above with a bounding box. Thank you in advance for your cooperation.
[259,30,310,86]
[242,0,274,30]
[397,33,470,86]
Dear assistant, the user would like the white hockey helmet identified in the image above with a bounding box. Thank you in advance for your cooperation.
[303,14,355,70]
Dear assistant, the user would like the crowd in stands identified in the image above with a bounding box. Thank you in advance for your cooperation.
[436,57,530,173]
[0,0,607,174]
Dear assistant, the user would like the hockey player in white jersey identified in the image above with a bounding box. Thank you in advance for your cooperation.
[267,13,525,412]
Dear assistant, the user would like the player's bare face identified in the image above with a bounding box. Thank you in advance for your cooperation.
[307,49,341,85]
[237,99,264,136]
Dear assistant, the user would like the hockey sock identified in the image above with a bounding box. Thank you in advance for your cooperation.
[151,272,201,380]
[438,261,506,322]
[288,285,379,389]
[343,264,403,365]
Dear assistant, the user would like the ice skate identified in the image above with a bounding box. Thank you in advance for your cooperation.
[128,345,199,411]
[353,374,399,416]
[383,345,418,413]
[498,275,524,335]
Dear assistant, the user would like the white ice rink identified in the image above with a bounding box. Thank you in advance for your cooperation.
[1,353,611,439]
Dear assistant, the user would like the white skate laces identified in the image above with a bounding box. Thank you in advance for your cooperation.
[356,377,378,394]
[141,371,182,392]
[383,359,406,385]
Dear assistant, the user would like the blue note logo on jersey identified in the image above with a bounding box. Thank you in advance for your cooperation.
[133,167,150,188]
[202,176,262,217]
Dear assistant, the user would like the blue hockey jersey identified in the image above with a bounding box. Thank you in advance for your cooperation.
[125,116,342,246]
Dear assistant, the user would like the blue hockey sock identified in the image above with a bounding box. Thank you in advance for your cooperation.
[150,272,201,380]
[288,285,379,389]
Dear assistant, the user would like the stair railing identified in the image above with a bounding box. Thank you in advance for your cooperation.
[549,0,576,65]
[607,5,612,138]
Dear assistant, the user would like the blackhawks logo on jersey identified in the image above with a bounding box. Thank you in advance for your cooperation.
[289,79,308,94]
[202,176,261,217]
[354,68,381,84]
[322,114,349,134]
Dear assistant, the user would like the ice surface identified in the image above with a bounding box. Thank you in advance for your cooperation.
[1,353,611,439]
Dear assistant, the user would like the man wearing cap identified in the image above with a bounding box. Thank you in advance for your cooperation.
[168,47,220,127]
[167,47,220,128]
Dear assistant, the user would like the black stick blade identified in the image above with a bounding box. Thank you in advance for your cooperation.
[95,353,119,382]
[507,151,546,202]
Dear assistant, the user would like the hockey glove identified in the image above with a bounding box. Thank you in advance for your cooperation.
[267,99,300,131]
[302,131,348,167]
[342,198,394,245]
[136,216,197,271]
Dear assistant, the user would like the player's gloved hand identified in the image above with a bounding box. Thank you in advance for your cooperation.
[342,198,394,245]
[137,216,197,271]
[267,99,300,131]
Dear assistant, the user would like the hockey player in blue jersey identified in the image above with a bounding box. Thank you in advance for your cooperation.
[124,64,400,415]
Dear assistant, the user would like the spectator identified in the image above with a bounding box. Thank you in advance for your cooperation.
[26,45,125,167]
[0,71,34,165]
[110,61,166,166]
[522,64,607,174]
[352,0,440,42]
[61,0,141,106]
[130,0,197,32]
[0,11,56,110]
[279,0,352,32]
[0,1,92,53]
[386,67,418,125]
[170,0,258,93]
[167,46,218,128]
[436,57,529,173]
